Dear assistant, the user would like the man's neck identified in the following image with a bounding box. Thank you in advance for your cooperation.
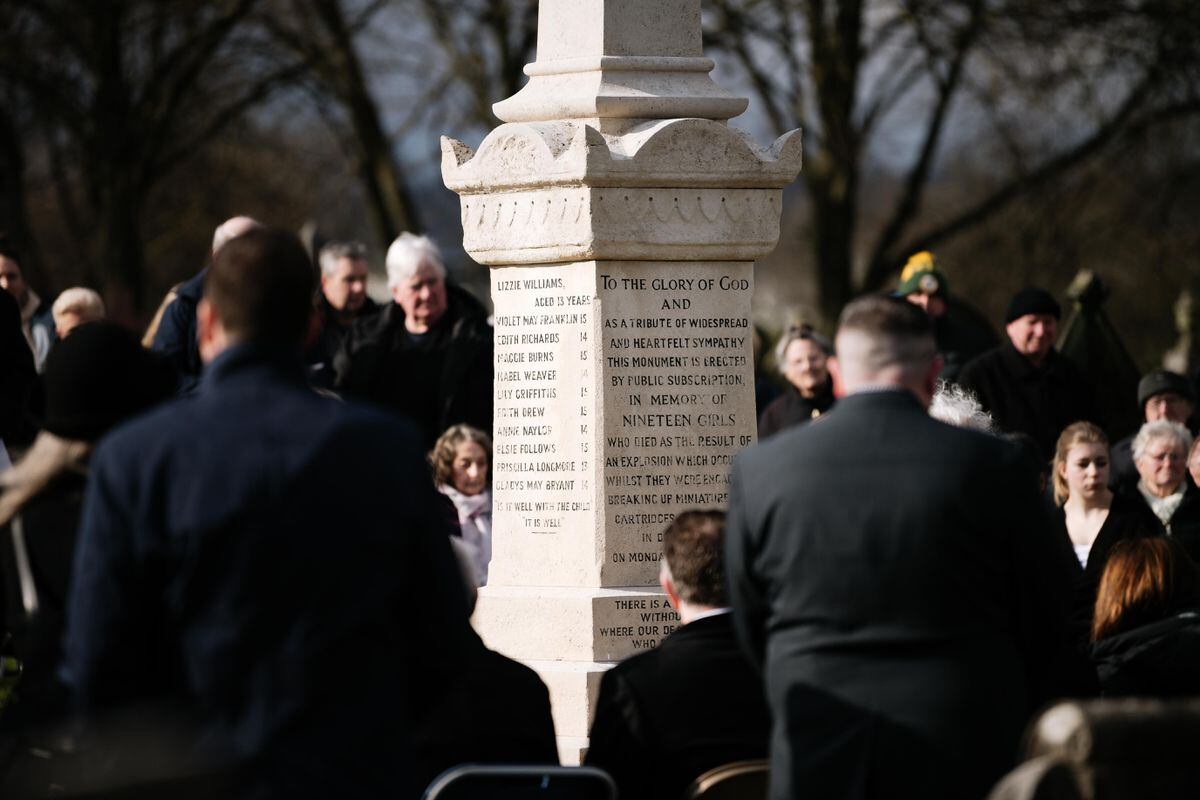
[677,602,731,625]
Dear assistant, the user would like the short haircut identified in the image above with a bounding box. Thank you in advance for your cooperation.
[429,424,492,488]
[1092,537,1200,641]
[386,233,445,289]
[1051,421,1109,506]
[834,294,936,382]
[52,287,106,326]
[1132,420,1193,463]
[774,323,833,375]
[205,228,316,347]
[663,509,727,607]
[929,381,995,433]
[318,241,368,278]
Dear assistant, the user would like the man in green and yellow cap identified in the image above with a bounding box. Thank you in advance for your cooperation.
[894,251,995,382]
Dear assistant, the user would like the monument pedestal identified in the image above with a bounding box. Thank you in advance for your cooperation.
[442,0,800,762]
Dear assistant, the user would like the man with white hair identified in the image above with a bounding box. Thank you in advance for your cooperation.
[335,233,492,448]
[151,215,263,391]
[726,294,1079,800]
[51,286,106,338]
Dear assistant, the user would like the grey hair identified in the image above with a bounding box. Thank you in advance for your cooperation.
[1132,420,1193,462]
[386,233,445,289]
[51,287,105,325]
[929,381,995,432]
[318,241,368,277]
[774,324,833,375]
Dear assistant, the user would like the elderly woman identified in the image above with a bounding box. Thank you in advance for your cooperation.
[757,324,835,439]
[1125,420,1200,560]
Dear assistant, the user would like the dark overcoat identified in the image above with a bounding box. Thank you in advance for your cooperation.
[726,390,1079,800]
[334,283,492,448]
[959,342,1096,460]
[60,345,477,799]
[585,612,770,800]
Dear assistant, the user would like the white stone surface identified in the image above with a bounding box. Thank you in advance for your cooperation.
[487,260,756,589]
[440,0,799,760]
[495,0,745,123]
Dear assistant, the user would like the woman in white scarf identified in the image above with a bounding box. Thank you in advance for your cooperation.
[431,424,493,586]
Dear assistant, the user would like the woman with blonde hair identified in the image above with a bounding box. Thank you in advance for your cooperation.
[1090,537,1200,695]
[1053,422,1153,569]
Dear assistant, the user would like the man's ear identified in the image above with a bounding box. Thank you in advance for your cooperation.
[197,297,224,364]
[827,355,844,399]
[659,562,681,611]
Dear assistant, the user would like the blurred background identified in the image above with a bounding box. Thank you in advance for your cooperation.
[0,0,1197,368]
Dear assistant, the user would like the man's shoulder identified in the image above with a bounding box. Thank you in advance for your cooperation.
[609,615,738,685]
[960,344,1010,380]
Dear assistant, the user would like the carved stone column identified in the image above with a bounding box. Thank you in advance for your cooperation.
[441,0,800,763]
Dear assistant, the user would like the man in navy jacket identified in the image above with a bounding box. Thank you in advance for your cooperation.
[62,228,476,799]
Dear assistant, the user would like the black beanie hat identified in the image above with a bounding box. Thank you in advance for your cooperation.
[1137,370,1195,410]
[37,321,175,442]
[1005,287,1060,324]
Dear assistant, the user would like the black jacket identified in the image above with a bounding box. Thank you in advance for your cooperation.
[585,612,769,800]
[306,296,380,389]
[757,380,835,439]
[1118,481,1200,564]
[334,284,492,449]
[1092,611,1200,697]
[959,342,1096,460]
[727,390,1082,800]
[150,268,205,394]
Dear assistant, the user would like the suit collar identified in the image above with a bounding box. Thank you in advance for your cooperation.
[200,342,308,392]
[836,387,926,414]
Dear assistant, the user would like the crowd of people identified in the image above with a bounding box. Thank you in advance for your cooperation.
[0,221,1197,798]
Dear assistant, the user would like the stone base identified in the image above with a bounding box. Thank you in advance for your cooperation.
[555,737,591,767]
[474,584,680,662]
[524,659,613,741]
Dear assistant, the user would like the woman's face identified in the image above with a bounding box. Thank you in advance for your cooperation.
[1060,442,1109,501]
[783,338,829,398]
[451,440,489,496]
[1136,436,1186,498]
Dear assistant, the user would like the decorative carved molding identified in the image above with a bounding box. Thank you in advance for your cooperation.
[458,187,784,265]
[442,118,802,194]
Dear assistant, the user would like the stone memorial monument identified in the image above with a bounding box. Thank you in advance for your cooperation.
[441,0,801,762]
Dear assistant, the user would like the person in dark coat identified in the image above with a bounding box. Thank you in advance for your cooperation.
[150,216,261,393]
[0,289,35,449]
[1109,370,1197,491]
[959,287,1096,460]
[306,241,380,388]
[60,229,477,799]
[1120,420,1200,561]
[757,323,835,438]
[1090,537,1200,697]
[334,233,492,450]
[0,322,173,735]
[893,250,997,382]
[586,510,769,800]
[726,295,1081,800]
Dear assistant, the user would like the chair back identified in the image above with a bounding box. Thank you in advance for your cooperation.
[686,759,769,800]
[423,765,616,800]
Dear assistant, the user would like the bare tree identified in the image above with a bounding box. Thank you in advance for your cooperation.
[0,0,314,311]
[705,0,1200,324]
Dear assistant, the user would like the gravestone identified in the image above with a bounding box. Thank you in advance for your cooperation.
[441,0,801,762]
